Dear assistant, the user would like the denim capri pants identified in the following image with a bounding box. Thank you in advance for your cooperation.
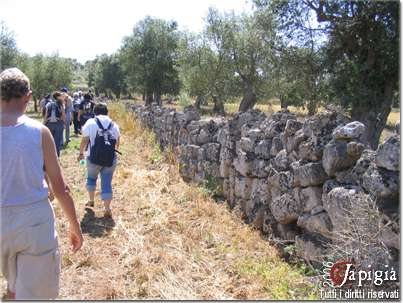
[86,158,117,200]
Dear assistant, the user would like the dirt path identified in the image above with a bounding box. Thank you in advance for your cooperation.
[6,104,318,299]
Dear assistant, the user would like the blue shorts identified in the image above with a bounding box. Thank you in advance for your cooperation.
[86,158,117,200]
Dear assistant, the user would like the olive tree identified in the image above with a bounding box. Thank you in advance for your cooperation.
[259,0,399,148]
[120,16,181,105]
[205,8,277,112]
[0,21,19,71]
[178,32,237,114]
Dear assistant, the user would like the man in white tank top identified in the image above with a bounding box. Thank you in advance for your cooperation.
[0,68,83,299]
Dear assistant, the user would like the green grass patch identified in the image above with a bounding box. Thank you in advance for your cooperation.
[234,257,319,300]
[201,174,222,197]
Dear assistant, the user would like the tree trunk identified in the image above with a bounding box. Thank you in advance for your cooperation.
[280,95,288,110]
[145,92,153,106]
[34,98,38,112]
[351,83,393,149]
[239,89,257,112]
[194,95,203,110]
[154,92,162,106]
[307,101,317,116]
[212,95,225,115]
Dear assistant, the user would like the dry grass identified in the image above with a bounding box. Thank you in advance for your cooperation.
[1,103,319,299]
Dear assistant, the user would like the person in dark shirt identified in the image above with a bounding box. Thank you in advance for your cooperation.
[78,93,95,127]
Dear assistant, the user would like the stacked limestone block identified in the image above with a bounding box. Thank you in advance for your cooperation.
[177,117,226,185]
[129,103,400,266]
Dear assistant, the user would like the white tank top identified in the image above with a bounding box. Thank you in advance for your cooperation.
[0,115,48,207]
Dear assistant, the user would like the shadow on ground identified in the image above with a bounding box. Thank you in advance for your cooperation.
[80,207,115,238]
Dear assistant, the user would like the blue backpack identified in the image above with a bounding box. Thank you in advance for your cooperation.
[89,118,116,167]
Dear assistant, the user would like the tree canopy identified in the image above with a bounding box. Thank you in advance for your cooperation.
[120,17,181,105]
[2,1,399,147]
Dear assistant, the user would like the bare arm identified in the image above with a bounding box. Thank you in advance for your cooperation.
[44,173,54,201]
[43,107,48,124]
[42,126,83,252]
[116,136,120,150]
[79,136,90,159]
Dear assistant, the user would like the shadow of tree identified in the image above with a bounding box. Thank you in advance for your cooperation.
[80,207,115,238]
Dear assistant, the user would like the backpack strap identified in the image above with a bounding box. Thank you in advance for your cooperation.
[107,121,113,130]
[95,117,105,130]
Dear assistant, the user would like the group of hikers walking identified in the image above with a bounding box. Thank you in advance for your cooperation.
[40,89,95,157]
[0,68,121,299]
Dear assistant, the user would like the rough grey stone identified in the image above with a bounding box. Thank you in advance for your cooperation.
[252,159,270,178]
[255,139,272,159]
[270,193,302,224]
[273,149,290,171]
[268,171,293,199]
[376,135,400,171]
[239,137,255,153]
[332,121,366,140]
[298,140,323,162]
[322,139,362,176]
[292,161,328,187]
[203,143,220,162]
[286,129,306,153]
[347,141,365,158]
[295,232,329,262]
[260,119,281,138]
[300,186,323,212]
[361,164,399,199]
[323,186,362,232]
[297,212,333,238]
[270,136,283,157]
[284,119,303,137]
[234,149,255,176]
[234,176,254,200]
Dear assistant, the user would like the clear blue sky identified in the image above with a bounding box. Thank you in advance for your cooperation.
[0,0,253,63]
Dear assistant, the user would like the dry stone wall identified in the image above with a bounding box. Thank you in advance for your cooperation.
[130,103,400,267]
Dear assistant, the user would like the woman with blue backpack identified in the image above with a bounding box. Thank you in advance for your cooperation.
[43,91,66,157]
[78,103,120,218]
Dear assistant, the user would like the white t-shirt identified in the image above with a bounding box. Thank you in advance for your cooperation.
[82,115,120,157]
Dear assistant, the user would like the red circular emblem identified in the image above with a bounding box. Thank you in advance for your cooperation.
[330,261,352,286]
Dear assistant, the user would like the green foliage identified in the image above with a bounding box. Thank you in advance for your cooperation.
[260,0,399,147]
[201,174,221,197]
[205,8,277,111]
[25,53,74,100]
[0,21,75,100]
[120,17,181,102]
[92,54,126,98]
[0,21,19,70]
[178,31,237,109]
[235,257,319,299]
[178,91,192,108]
